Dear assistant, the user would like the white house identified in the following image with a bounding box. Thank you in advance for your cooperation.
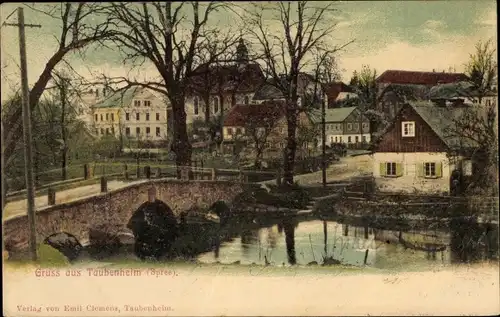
[310,107,371,146]
[371,101,476,194]
[92,87,169,142]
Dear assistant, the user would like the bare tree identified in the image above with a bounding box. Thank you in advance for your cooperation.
[241,104,283,169]
[242,1,352,185]
[3,3,115,168]
[99,2,230,177]
[465,39,498,102]
[445,103,498,196]
[190,32,240,124]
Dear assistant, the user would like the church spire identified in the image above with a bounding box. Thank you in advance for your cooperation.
[236,37,249,63]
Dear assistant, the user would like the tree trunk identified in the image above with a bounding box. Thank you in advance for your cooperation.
[283,103,299,186]
[170,98,192,179]
[60,79,68,181]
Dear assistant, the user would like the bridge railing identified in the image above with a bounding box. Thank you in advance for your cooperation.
[4,162,281,206]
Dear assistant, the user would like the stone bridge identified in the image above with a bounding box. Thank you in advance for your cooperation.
[3,179,253,251]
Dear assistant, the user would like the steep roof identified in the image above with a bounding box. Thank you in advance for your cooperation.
[309,106,358,124]
[377,83,430,101]
[407,101,477,149]
[252,73,321,101]
[93,87,140,109]
[252,80,284,101]
[429,81,480,99]
[189,62,265,95]
[376,70,469,85]
[223,100,286,127]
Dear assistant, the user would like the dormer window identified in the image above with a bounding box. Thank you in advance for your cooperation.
[402,121,415,137]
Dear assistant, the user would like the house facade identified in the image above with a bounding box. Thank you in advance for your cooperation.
[92,87,169,142]
[311,107,371,146]
[371,101,474,194]
[184,38,266,125]
[222,101,313,156]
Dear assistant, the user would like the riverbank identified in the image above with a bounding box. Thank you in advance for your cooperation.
[3,262,499,316]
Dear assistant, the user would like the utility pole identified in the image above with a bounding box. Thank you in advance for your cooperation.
[8,7,41,261]
[321,94,327,188]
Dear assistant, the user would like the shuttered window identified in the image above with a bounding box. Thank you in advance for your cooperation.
[380,162,403,177]
[419,162,442,178]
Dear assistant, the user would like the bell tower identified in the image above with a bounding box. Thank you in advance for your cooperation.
[236,37,249,64]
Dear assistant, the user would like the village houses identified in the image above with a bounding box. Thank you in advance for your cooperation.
[375,70,470,120]
[222,100,314,158]
[371,100,476,195]
[310,107,371,147]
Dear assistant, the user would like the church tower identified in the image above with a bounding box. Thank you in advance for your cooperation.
[236,37,249,64]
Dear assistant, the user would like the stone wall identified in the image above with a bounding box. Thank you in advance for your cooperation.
[3,179,250,251]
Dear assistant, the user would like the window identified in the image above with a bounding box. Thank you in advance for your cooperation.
[146,127,151,135]
[354,123,359,130]
[386,162,397,176]
[212,96,219,114]
[194,97,199,115]
[144,100,151,107]
[136,113,140,121]
[424,162,436,177]
[355,136,359,143]
[126,113,130,121]
[100,114,103,121]
[125,127,130,136]
[244,96,249,105]
[227,128,233,135]
[326,125,330,131]
[402,121,415,137]
[330,136,334,143]
[486,99,491,107]
[106,113,109,121]
[362,136,367,143]
[347,123,353,130]
[134,100,140,107]
[236,127,242,135]
[111,127,115,135]
[136,127,141,135]
[146,113,150,121]
[111,113,115,121]
[348,136,352,143]
[95,114,98,122]
[156,113,160,121]
[106,128,110,135]
[362,123,369,129]
[100,128,104,135]
[156,127,161,137]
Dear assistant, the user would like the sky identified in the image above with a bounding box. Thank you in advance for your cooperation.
[0,1,497,100]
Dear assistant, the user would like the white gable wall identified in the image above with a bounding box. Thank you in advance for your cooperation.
[372,152,462,194]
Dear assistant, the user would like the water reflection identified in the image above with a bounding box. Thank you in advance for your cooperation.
[196,217,498,269]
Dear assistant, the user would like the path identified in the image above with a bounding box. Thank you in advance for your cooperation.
[2,179,148,220]
[260,154,373,186]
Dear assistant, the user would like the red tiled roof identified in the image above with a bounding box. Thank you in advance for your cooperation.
[376,70,469,85]
[223,100,286,127]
